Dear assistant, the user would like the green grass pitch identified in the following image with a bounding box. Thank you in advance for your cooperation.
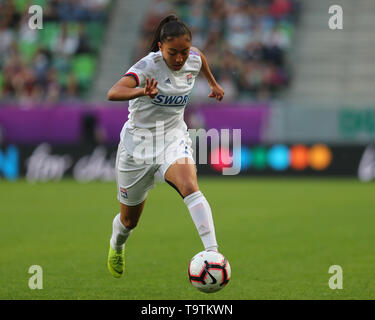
[0,177,374,300]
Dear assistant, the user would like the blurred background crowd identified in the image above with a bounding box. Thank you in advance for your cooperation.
[0,0,112,104]
[135,0,300,102]
[0,0,300,105]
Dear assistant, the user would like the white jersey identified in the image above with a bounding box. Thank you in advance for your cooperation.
[120,49,202,160]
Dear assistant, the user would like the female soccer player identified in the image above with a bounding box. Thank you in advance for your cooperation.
[106,14,225,278]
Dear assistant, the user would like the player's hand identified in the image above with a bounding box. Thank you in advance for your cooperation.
[208,83,224,101]
[144,77,158,99]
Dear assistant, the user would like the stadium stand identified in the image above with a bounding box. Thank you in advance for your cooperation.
[0,0,113,103]
[285,0,375,108]
[90,0,148,103]
[135,0,301,102]
[0,0,302,104]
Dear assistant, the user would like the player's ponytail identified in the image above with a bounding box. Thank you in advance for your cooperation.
[150,14,192,52]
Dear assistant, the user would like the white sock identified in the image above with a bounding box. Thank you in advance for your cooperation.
[110,213,132,251]
[184,191,218,252]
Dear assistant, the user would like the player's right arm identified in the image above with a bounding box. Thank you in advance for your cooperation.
[107,76,158,101]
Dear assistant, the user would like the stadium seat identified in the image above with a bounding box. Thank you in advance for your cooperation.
[15,0,46,13]
[86,22,104,52]
[14,0,28,13]
[38,22,60,49]
[57,72,68,87]
[71,54,97,92]
[19,41,38,64]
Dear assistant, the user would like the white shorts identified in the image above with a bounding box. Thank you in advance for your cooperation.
[115,133,195,206]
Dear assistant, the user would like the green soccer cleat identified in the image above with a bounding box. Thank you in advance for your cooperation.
[107,245,125,278]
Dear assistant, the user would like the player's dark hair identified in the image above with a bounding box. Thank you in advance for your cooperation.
[150,14,192,52]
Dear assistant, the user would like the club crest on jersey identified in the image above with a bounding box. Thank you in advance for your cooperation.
[119,187,128,199]
[186,73,193,84]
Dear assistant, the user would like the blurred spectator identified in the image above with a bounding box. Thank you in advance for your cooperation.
[81,112,107,146]
[76,24,92,54]
[81,0,110,21]
[32,48,51,86]
[0,20,15,66]
[218,73,239,101]
[269,0,292,20]
[45,68,61,102]
[18,12,38,44]
[63,72,80,102]
[44,0,60,22]
[52,23,79,56]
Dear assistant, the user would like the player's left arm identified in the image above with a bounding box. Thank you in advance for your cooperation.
[191,46,224,101]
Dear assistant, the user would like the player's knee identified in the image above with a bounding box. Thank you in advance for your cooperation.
[120,201,145,229]
[120,214,139,229]
[123,217,138,230]
[180,180,199,198]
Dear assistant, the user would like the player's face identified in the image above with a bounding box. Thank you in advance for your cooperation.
[159,35,191,71]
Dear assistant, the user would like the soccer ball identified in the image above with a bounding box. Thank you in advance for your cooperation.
[188,251,231,293]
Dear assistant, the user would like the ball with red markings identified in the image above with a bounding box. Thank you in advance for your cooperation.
[188,251,231,293]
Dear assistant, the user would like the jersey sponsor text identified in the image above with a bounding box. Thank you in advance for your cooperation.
[152,94,189,107]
